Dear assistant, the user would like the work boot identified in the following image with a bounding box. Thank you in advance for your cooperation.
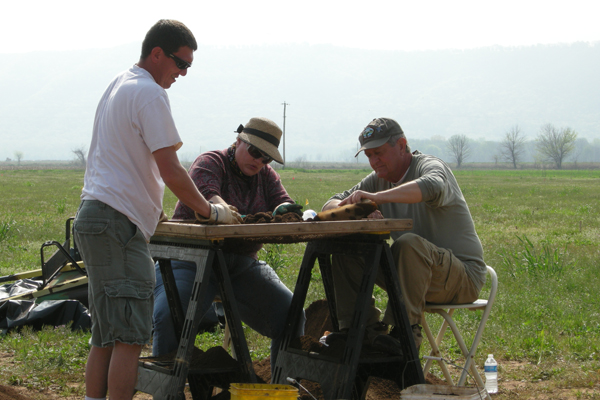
[365,321,389,343]
[325,321,388,347]
[371,334,403,356]
[387,324,423,350]
[371,324,423,357]
[324,329,349,346]
[368,321,404,356]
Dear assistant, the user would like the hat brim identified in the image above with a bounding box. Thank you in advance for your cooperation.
[238,132,284,164]
[354,137,390,157]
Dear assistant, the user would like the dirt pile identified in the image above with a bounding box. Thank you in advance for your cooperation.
[0,385,32,400]
[243,212,303,224]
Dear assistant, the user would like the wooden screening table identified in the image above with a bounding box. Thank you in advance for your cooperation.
[134,219,423,400]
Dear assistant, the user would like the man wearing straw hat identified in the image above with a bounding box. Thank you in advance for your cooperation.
[153,117,305,375]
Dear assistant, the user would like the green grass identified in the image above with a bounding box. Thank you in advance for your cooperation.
[1,168,600,395]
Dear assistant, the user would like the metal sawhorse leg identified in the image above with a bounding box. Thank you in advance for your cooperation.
[135,240,256,400]
[272,234,424,399]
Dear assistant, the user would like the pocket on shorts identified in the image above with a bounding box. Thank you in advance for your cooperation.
[74,218,111,266]
[105,280,154,299]
[104,279,154,332]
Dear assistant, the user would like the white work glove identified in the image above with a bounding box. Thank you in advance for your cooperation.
[195,203,243,225]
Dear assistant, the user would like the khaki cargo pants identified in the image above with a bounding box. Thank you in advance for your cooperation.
[331,233,480,330]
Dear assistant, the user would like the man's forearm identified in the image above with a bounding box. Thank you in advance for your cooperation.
[374,181,423,205]
[153,146,211,218]
[165,169,211,218]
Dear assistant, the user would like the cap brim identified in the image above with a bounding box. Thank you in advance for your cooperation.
[354,137,390,157]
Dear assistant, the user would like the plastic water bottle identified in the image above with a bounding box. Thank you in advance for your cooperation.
[484,354,498,394]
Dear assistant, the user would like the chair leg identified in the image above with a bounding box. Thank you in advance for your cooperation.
[421,314,436,374]
[436,310,488,399]
[422,311,455,385]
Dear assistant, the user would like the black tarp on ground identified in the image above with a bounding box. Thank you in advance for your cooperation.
[0,279,42,300]
[0,276,89,308]
[0,299,90,333]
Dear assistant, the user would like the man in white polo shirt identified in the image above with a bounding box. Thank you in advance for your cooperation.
[74,20,241,400]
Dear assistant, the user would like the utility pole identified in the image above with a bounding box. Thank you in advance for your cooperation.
[281,101,289,168]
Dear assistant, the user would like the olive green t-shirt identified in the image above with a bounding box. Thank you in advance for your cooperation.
[328,151,487,290]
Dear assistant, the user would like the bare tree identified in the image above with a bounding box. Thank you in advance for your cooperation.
[72,146,87,167]
[535,124,578,169]
[446,134,471,168]
[493,154,500,166]
[14,151,23,166]
[500,125,526,169]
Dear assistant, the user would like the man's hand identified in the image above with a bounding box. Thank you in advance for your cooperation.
[366,210,384,219]
[195,204,243,225]
[339,190,377,206]
[315,199,378,221]
[273,203,303,217]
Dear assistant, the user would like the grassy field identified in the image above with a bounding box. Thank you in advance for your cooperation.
[1,168,599,398]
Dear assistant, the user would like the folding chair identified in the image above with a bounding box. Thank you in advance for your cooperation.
[39,217,86,289]
[421,265,498,399]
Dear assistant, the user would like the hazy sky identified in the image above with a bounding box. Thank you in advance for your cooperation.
[3,0,599,54]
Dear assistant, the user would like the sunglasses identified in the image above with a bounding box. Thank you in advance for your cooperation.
[246,143,273,164]
[166,52,192,70]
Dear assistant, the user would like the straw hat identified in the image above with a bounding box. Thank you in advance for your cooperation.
[236,117,284,164]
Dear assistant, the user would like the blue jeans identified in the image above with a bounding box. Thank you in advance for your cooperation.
[152,253,305,371]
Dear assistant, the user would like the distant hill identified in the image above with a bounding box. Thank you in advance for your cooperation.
[1,42,598,162]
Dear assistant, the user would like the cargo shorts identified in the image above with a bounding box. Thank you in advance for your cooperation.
[74,200,155,347]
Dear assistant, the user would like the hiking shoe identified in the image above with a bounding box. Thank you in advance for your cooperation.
[365,321,389,343]
[388,324,423,351]
[371,334,403,357]
[325,321,388,347]
[324,330,348,346]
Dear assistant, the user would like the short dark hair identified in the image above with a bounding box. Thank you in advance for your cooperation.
[140,19,197,59]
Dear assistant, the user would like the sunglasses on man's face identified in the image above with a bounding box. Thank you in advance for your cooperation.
[167,52,192,70]
[246,143,274,164]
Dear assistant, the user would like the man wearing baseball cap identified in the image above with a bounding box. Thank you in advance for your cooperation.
[322,117,486,355]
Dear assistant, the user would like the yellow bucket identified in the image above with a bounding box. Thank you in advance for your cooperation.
[229,383,298,400]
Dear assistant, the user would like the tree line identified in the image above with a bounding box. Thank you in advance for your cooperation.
[5,124,598,170]
[422,123,593,169]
